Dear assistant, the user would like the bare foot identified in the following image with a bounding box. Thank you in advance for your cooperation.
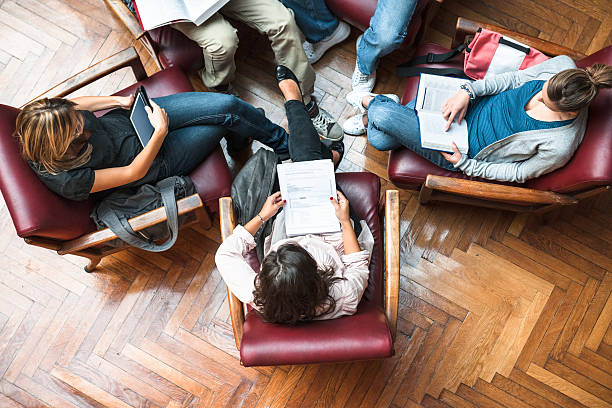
[331,150,340,167]
[361,95,375,109]
[279,79,302,102]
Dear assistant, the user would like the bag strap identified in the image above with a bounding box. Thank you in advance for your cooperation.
[99,178,180,252]
[396,66,470,79]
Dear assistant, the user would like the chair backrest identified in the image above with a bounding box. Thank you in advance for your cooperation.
[527,45,612,193]
[238,172,393,366]
[0,105,95,241]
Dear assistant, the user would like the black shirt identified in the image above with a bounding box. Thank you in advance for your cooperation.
[33,109,163,201]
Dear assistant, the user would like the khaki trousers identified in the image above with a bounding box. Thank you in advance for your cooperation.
[173,0,315,102]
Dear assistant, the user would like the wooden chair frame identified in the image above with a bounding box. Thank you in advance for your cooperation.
[22,47,212,272]
[218,189,401,351]
[412,17,606,213]
[103,0,163,70]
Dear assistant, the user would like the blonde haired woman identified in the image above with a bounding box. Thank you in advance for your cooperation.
[16,93,289,200]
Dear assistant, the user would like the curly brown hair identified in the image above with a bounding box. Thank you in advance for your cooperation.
[253,243,344,325]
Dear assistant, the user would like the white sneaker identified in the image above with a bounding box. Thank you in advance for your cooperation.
[342,113,367,136]
[346,91,400,113]
[352,35,376,92]
[302,21,351,64]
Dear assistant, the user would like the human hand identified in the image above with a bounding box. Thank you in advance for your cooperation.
[442,90,470,131]
[440,142,462,165]
[331,190,351,223]
[259,191,285,221]
[145,101,169,135]
[118,95,134,109]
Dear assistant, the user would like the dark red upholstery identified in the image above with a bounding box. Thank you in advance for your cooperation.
[389,43,612,194]
[144,0,433,73]
[325,0,431,48]
[0,66,231,242]
[239,172,392,367]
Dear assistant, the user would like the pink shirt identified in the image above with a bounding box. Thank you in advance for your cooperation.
[214,212,374,320]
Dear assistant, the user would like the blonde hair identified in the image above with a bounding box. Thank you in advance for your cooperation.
[16,98,92,174]
[547,64,612,112]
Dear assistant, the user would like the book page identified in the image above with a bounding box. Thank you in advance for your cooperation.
[415,74,467,114]
[418,111,469,154]
[135,0,188,30]
[277,160,340,236]
[184,0,230,26]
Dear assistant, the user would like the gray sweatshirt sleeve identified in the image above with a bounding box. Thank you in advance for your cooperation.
[454,140,571,183]
[465,55,577,97]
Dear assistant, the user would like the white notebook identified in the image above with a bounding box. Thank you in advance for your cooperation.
[415,74,470,154]
[277,160,340,237]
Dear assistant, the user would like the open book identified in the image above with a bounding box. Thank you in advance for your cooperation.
[277,160,340,237]
[415,74,469,154]
[133,0,229,31]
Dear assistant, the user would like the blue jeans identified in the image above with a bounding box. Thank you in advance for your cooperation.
[152,92,289,177]
[280,0,339,43]
[357,0,417,75]
[367,95,457,171]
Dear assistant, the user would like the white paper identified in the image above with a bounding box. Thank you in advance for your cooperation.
[415,74,469,154]
[135,0,229,30]
[277,160,340,236]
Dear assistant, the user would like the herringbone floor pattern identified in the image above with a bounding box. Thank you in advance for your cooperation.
[1,0,611,407]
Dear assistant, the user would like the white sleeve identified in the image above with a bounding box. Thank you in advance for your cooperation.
[214,225,257,304]
[331,250,371,316]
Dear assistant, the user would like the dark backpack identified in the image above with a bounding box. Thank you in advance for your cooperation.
[91,176,196,252]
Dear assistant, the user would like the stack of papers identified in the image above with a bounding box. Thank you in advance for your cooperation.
[277,160,340,236]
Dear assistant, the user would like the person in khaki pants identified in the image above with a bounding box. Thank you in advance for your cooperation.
[173,0,342,141]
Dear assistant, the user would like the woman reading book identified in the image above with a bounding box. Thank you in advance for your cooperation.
[215,66,372,325]
[343,58,612,183]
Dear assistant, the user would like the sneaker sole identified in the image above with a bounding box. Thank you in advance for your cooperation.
[307,22,351,64]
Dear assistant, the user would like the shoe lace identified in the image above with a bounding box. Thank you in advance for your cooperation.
[302,42,315,59]
[312,110,334,130]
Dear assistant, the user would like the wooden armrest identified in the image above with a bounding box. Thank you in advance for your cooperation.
[423,175,578,205]
[453,17,585,60]
[103,0,144,39]
[384,190,400,340]
[58,193,202,254]
[219,197,245,350]
[28,47,146,104]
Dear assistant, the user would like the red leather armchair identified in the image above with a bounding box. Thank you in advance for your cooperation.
[0,47,232,271]
[388,18,612,212]
[104,0,440,75]
[219,173,400,366]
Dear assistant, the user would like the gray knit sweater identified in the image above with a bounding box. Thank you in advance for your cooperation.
[458,56,588,183]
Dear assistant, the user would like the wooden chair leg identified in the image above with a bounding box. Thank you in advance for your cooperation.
[84,256,102,273]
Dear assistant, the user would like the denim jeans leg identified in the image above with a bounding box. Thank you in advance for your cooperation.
[280,0,339,43]
[367,96,457,170]
[152,92,289,156]
[357,0,418,74]
[159,125,226,177]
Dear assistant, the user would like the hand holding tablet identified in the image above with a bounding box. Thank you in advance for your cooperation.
[129,86,157,147]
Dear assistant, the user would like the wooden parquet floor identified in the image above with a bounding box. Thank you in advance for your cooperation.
[1,1,612,407]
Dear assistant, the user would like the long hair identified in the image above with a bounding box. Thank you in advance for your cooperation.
[253,243,344,325]
[547,64,612,112]
[15,98,92,174]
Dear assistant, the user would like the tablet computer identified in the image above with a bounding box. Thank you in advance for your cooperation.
[129,86,155,147]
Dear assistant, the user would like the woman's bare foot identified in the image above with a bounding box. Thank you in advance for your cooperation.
[362,95,375,109]
[279,79,302,102]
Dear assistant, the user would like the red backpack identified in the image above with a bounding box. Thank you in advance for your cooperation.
[397,28,549,79]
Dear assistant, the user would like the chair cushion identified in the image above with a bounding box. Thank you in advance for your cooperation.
[149,27,204,72]
[325,0,430,48]
[389,43,612,194]
[239,172,392,366]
